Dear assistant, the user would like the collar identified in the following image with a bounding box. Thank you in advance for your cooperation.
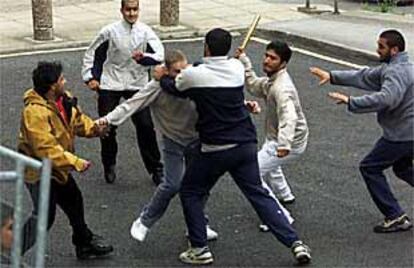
[202,56,229,64]
[390,52,409,64]
[268,67,287,81]
[121,19,138,29]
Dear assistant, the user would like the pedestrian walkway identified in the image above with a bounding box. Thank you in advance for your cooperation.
[260,9,414,59]
[0,0,413,58]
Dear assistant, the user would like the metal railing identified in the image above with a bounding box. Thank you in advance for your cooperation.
[0,145,51,268]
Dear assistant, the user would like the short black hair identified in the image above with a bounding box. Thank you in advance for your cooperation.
[121,0,139,9]
[379,29,405,52]
[205,28,232,56]
[266,40,292,64]
[32,61,62,96]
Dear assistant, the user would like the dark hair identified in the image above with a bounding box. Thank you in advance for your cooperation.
[379,29,405,52]
[32,61,62,96]
[266,40,292,64]
[1,202,13,226]
[121,0,139,9]
[165,50,186,69]
[205,28,232,56]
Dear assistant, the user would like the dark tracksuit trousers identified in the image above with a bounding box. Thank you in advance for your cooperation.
[98,89,163,175]
[22,174,92,253]
[359,137,413,220]
[180,142,299,248]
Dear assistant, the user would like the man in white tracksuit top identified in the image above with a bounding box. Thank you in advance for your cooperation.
[81,0,164,184]
[236,40,308,230]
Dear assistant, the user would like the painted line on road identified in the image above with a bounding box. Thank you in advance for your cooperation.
[163,36,205,43]
[0,36,207,59]
[0,47,89,59]
[1,35,367,70]
[251,37,366,69]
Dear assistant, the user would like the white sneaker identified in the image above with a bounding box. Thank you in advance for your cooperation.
[186,225,219,241]
[179,246,214,265]
[206,225,218,241]
[130,217,149,242]
[280,193,295,204]
[259,224,270,232]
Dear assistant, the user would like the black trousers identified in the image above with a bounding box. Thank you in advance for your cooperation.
[22,174,92,253]
[180,143,298,248]
[98,89,163,174]
[359,137,413,219]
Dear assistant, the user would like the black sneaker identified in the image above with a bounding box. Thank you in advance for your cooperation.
[104,165,116,184]
[76,235,114,260]
[151,169,163,186]
[373,214,413,233]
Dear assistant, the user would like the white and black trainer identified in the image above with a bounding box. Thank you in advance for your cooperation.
[179,246,214,265]
[291,240,311,265]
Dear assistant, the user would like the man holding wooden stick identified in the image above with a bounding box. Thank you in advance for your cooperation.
[158,28,312,266]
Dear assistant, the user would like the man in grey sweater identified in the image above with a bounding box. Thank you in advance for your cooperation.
[310,29,413,233]
[96,50,219,243]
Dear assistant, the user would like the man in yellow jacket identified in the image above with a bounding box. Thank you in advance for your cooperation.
[17,61,113,260]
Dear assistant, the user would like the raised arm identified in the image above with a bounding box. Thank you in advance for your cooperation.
[348,68,407,113]
[310,66,383,92]
[236,48,268,98]
[330,66,383,92]
[105,80,162,125]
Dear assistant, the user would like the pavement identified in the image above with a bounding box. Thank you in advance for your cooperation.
[0,0,413,60]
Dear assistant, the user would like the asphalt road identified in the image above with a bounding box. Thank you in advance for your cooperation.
[0,38,413,267]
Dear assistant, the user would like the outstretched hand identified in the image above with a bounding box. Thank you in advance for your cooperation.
[328,91,349,105]
[93,118,110,138]
[309,67,330,86]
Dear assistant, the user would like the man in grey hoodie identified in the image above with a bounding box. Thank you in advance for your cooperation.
[310,29,413,233]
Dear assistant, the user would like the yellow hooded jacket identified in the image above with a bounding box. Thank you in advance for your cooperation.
[18,89,98,184]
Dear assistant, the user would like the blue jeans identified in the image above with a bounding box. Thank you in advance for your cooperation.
[360,137,413,220]
[140,136,196,227]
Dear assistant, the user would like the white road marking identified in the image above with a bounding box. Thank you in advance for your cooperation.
[1,36,368,70]
[0,37,206,59]
[251,36,367,69]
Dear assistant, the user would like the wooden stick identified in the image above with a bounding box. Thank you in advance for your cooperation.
[240,15,261,50]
